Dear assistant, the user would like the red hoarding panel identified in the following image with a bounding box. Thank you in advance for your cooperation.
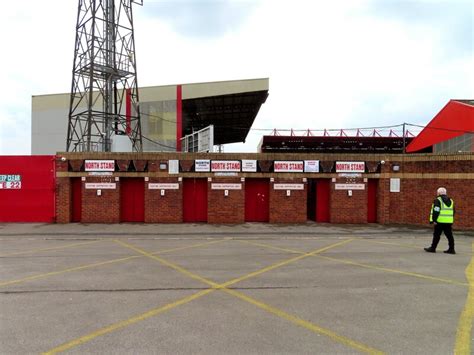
[316,179,330,222]
[367,179,378,223]
[0,155,55,222]
[245,179,269,222]
[183,178,207,222]
[120,178,145,222]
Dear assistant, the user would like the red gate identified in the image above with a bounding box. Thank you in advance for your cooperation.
[183,178,207,222]
[367,179,378,223]
[120,178,145,222]
[316,179,330,222]
[245,178,269,222]
[71,177,82,222]
[0,155,55,222]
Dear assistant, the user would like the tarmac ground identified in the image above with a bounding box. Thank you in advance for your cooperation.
[0,223,473,354]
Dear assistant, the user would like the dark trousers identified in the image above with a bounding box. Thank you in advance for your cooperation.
[431,223,455,250]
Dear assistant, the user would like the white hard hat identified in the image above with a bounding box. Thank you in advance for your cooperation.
[437,187,447,195]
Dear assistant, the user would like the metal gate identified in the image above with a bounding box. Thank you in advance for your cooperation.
[120,178,145,222]
[367,179,378,223]
[316,179,330,222]
[183,178,208,222]
[245,178,269,222]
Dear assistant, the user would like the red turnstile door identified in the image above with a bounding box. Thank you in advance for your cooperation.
[245,179,269,222]
[120,178,145,222]
[71,177,82,222]
[316,179,330,222]
[183,178,208,222]
[367,179,378,223]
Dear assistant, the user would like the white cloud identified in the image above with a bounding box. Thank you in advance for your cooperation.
[0,0,472,154]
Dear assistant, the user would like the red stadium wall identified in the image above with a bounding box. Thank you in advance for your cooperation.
[0,155,56,222]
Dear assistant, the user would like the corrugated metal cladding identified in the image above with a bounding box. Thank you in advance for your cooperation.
[0,156,56,222]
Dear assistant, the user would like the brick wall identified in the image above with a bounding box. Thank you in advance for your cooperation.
[145,177,183,223]
[56,177,71,223]
[330,178,368,224]
[385,178,473,229]
[81,177,120,223]
[208,178,244,224]
[270,178,307,223]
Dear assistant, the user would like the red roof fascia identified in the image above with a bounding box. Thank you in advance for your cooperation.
[406,100,474,153]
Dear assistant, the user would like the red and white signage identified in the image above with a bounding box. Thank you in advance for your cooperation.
[85,183,117,189]
[335,184,365,190]
[148,183,179,190]
[211,183,242,190]
[335,161,365,173]
[241,160,257,172]
[195,160,210,172]
[211,160,241,172]
[84,160,115,172]
[274,161,304,173]
[273,183,304,190]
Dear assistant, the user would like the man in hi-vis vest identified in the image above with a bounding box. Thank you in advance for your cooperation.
[424,187,456,254]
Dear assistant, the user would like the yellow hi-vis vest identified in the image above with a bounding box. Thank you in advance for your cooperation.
[430,197,454,223]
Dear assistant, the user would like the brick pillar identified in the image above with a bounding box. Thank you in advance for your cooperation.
[208,178,245,224]
[145,177,183,223]
[56,177,71,223]
[269,178,307,223]
[81,177,120,223]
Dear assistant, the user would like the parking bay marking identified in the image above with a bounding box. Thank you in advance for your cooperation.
[44,238,385,355]
[0,239,227,287]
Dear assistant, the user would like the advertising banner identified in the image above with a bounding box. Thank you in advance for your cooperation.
[304,160,319,173]
[241,160,257,172]
[195,159,210,172]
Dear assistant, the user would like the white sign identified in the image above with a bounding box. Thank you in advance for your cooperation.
[168,160,179,174]
[85,160,115,172]
[88,172,113,176]
[85,183,116,189]
[195,159,210,172]
[335,161,365,173]
[304,160,319,173]
[211,160,241,172]
[242,160,257,172]
[390,178,400,193]
[274,161,304,172]
[0,181,22,189]
[149,183,179,190]
[335,184,365,190]
[274,184,304,190]
[211,183,242,190]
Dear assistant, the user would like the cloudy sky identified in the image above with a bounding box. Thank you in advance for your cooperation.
[0,0,472,154]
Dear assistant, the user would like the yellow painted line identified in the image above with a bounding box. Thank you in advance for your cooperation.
[0,256,141,287]
[360,239,473,256]
[114,240,220,288]
[241,239,468,287]
[238,239,305,254]
[318,255,468,287]
[223,288,384,354]
[42,288,215,355]
[220,239,355,289]
[454,241,474,355]
[0,240,103,257]
[0,239,225,288]
[153,239,227,256]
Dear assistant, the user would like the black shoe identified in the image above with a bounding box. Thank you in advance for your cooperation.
[424,247,436,253]
[443,250,456,255]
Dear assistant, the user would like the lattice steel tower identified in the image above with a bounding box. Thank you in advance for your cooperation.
[67,0,143,152]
